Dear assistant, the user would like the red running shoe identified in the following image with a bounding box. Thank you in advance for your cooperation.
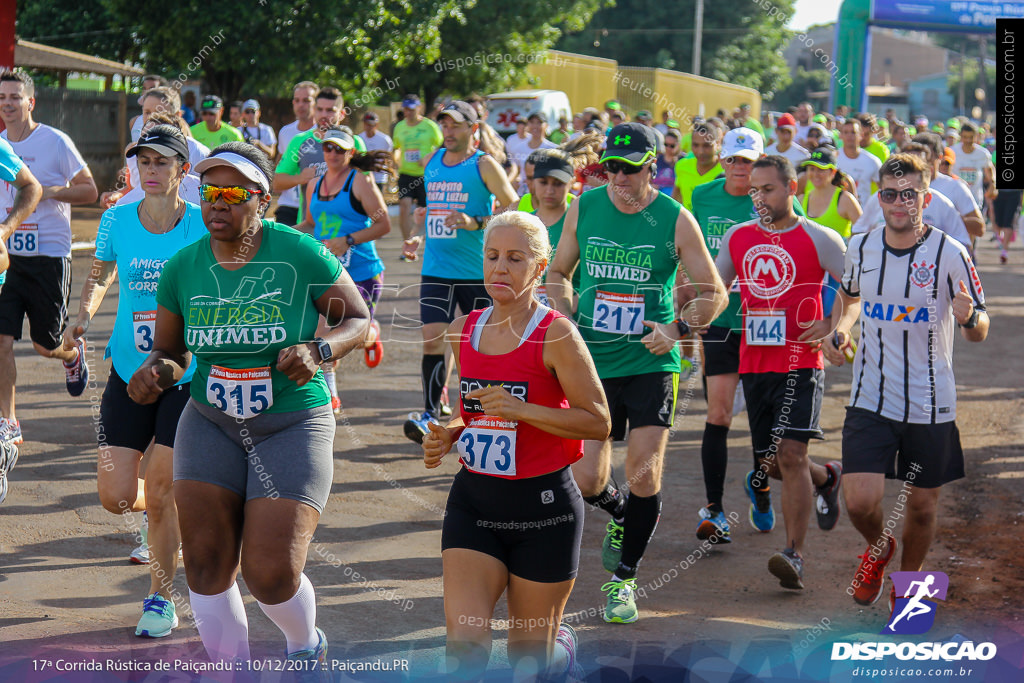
[851,534,897,605]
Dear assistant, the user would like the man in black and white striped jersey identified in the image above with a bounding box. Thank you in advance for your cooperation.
[826,153,989,608]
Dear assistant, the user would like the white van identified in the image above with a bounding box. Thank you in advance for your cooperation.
[486,89,572,137]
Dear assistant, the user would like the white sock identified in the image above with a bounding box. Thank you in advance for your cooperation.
[189,583,251,663]
[323,369,338,398]
[257,573,318,653]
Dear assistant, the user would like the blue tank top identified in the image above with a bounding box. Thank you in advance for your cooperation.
[308,170,384,282]
[422,149,495,280]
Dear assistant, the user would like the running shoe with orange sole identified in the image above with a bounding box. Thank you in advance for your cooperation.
[364,320,383,367]
[851,534,897,605]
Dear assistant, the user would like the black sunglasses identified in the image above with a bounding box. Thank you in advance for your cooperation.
[879,188,926,203]
[604,160,647,175]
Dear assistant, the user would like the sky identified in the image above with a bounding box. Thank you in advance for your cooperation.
[787,0,844,31]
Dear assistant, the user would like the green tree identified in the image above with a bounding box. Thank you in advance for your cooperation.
[89,0,463,102]
[557,0,795,97]
[393,0,609,106]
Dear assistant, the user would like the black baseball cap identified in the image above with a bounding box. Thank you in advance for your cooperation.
[127,124,189,160]
[438,100,478,124]
[200,95,223,111]
[802,146,838,170]
[533,154,574,184]
[600,123,657,165]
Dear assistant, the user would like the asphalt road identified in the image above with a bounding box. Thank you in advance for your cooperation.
[0,209,1022,682]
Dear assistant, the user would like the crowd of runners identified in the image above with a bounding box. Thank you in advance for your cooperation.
[0,66,1003,679]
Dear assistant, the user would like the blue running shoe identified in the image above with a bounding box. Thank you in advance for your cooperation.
[287,627,329,681]
[696,505,731,543]
[135,593,178,637]
[744,470,775,532]
[64,338,89,397]
[403,411,438,444]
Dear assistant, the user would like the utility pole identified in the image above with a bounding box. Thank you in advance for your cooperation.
[693,0,704,76]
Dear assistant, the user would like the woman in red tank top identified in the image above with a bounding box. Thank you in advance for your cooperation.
[422,211,609,681]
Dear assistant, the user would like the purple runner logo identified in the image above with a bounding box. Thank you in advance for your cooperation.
[882,571,949,635]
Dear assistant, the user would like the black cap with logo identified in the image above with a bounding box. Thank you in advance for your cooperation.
[127,124,189,160]
[600,123,658,165]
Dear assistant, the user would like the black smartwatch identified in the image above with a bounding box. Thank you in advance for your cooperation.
[675,319,691,339]
[313,337,332,363]
[346,235,356,247]
[962,308,980,329]
[474,216,491,230]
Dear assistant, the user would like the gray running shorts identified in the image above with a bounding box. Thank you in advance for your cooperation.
[174,399,336,513]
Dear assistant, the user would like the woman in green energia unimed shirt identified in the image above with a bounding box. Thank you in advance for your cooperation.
[128,142,369,667]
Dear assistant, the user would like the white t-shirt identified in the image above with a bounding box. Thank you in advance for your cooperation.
[951,143,993,205]
[513,137,558,192]
[795,123,813,147]
[765,142,810,165]
[841,226,985,423]
[836,149,882,209]
[242,123,277,149]
[931,173,980,216]
[505,134,534,188]
[276,120,315,209]
[358,130,394,184]
[0,124,88,258]
[852,188,971,248]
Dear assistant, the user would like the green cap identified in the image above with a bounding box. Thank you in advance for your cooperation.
[946,118,961,130]
[666,119,680,129]
[813,114,827,123]
[606,100,622,111]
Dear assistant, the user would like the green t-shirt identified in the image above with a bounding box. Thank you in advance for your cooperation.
[190,121,244,149]
[673,157,723,212]
[393,118,443,176]
[863,139,890,164]
[517,192,574,213]
[690,178,805,331]
[742,119,766,144]
[575,188,682,378]
[157,221,344,415]
[548,129,570,144]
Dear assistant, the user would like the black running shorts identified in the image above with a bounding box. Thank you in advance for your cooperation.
[602,371,678,442]
[397,173,427,207]
[741,368,825,457]
[0,255,71,350]
[419,276,491,326]
[701,325,740,376]
[442,466,584,583]
[100,368,191,451]
[841,406,965,489]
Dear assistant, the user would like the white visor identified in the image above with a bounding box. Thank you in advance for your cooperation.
[194,152,271,193]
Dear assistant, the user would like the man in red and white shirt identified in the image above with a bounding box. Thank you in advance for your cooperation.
[715,155,847,591]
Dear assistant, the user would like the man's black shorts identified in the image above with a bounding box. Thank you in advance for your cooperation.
[741,368,825,456]
[0,255,72,350]
[602,372,678,441]
[397,173,427,207]
[419,276,491,326]
[701,325,740,376]
[841,406,965,489]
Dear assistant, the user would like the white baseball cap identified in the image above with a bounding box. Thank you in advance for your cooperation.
[722,127,764,161]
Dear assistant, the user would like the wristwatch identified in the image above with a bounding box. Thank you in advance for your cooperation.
[962,308,980,329]
[473,215,491,230]
[345,235,356,247]
[313,337,332,363]
[675,319,691,338]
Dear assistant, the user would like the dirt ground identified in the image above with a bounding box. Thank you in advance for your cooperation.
[0,207,1022,682]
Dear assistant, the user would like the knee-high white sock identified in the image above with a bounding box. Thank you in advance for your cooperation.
[257,573,318,653]
[323,369,338,398]
[189,583,250,663]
